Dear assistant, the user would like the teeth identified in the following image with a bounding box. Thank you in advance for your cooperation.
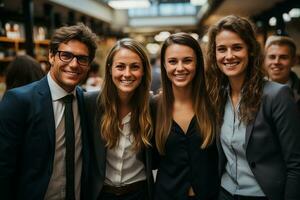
[175,74,187,77]
[224,63,238,67]
[271,67,281,71]
[121,80,133,85]
[66,71,78,75]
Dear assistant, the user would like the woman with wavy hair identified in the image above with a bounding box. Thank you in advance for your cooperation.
[85,38,153,200]
[206,15,300,200]
[153,32,219,200]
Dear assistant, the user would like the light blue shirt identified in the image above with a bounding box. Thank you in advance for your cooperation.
[220,93,265,196]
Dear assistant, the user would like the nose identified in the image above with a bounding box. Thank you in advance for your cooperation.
[176,61,185,71]
[225,49,234,59]
[124,66,132,77]
[274,56,280,64]
[69,57,79,67]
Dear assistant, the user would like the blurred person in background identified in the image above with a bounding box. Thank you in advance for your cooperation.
[0,67,6,101]
[150,56,161,94]
[82,61,103,91]
[264,35,300,109]
[206,15,300,200]
[5,55,44,91]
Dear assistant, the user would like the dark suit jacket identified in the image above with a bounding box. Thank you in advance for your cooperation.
[0,77,90,200]
[218,81,300,200]
[84,91,154,200]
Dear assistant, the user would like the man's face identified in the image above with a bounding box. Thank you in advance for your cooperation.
[49,40,90,92]
[264,44,295,84]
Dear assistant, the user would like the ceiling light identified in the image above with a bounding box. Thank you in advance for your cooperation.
[289,8,300,18]
[269,17,277,27]
[154,31,171,42]
[108,0,150,9]
[190,33,199,40]
[191,0,207,6]
[201,35,208,43]
[282,13,291,22]
[146,43,160,55]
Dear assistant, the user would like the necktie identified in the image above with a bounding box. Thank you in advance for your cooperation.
[62,95,75,200]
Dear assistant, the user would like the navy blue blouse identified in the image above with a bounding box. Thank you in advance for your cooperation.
[154,117,219,200]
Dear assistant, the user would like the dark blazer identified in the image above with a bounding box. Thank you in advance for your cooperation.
[218,81,300,200]
[84,91,154,200]
[0,77,90,200]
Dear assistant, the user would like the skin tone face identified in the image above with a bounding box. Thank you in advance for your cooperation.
[164,44,196,91]
[111,48,144,100]
[49,40,90,93]
[215,30,249,86]
[264,44,295,84]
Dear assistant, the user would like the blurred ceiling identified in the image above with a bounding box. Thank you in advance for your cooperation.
[199,0,300,26]
[200,0,284,25]
[1,0,300,36]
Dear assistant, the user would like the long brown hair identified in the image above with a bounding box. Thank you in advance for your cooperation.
[206,15,265,127]
[99,38,152,151]
[156,32,216,155]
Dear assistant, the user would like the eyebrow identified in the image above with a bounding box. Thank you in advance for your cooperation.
[113,62,142,65]
[167,56,194,59]
[57,50,89,56]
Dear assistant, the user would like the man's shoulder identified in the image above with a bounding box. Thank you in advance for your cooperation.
[7,78,47,97]
[262,81,290,98]
[290,71,300,93]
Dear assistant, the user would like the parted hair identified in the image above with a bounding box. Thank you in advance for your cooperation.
[49,23,98,62]
[206,15,265,127]
[99,38,152,151]
[156,32,216,155]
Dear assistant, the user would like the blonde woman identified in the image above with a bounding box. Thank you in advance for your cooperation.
[85,38,153,200]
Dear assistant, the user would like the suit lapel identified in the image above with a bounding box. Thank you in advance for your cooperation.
[245,121,255,147]
[36,77,56,151]
[245,110,259,147]
[93,112,106,177]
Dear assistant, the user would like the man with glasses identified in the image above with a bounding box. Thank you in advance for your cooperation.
[0,23,97,200]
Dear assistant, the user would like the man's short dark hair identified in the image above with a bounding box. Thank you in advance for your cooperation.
[50,23,98,62]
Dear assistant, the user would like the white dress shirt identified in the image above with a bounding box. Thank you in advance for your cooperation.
[105,112,146,186]
[44,73,82,200]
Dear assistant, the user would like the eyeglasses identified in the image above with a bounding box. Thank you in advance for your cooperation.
[56,50,90,66]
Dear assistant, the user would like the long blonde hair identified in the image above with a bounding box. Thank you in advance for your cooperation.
[99,38,152,152]
[155,33,216,155]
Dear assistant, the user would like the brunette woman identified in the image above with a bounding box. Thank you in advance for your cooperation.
[153,32,219,200]
[206,15,300,200]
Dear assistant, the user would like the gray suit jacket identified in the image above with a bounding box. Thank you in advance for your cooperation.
[84,91,154,200]
[218,81,300,200]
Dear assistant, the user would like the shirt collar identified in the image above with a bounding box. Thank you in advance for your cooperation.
[47,73,76,101]
[121,112,131,125]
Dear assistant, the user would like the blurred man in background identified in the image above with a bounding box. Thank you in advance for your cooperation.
[264,35,300,109]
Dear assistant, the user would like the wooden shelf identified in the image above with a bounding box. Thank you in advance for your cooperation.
[0,57,14,62]
[0,37,49,44]
[0,37,50,63]
[36,56,48,62]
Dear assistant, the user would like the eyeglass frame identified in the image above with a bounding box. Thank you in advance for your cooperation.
[55,50,91,66]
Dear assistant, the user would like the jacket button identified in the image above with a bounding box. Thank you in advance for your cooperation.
[250,162,256,168]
